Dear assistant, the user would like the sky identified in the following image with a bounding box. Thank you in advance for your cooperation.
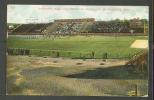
[7,5,149,24]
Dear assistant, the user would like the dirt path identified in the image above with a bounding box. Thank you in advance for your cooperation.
[131,40,148,49]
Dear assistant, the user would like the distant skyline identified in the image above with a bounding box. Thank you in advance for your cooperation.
[7,5,149,24]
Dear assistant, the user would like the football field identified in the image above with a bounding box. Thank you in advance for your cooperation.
[7,35,148,59]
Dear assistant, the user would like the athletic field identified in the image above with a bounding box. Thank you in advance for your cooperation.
[7,35,148,59]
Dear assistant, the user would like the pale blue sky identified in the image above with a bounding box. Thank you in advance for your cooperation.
[7,5,149,24]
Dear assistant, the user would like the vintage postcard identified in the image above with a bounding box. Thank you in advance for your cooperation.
[7,5,149,96]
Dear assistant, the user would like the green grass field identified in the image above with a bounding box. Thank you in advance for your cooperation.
[7,35,148,59]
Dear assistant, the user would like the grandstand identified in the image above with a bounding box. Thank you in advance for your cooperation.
[93,21,130,33]
[8,23,49,35]
[45,18,94,35]
[8,18,148,36]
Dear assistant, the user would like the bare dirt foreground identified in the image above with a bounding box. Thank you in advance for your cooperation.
[7,56,148,96]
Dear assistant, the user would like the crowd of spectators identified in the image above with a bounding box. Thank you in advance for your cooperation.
[54,23,90,34]
[91,21,130,33]
[53,20,145,34]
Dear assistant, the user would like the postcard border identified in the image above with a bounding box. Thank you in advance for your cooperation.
[0,0,153,100]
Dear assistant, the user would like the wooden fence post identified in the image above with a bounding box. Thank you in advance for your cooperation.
[135,84,138,96]
[91,51,95,59]
[57,51,60,57]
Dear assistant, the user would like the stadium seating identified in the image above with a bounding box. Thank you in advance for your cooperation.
[8,18,147,35]
[9,24,49,35]
[91,21,130,33]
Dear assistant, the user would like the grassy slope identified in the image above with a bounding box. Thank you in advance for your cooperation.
[7,36,148,58]
[7,56,148,96]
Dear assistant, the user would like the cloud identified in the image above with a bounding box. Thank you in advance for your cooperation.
[7,5,149,24]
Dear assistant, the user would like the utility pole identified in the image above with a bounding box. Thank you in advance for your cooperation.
[144,20,147,35]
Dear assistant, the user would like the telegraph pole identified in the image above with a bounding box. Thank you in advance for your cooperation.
[144,20,147,35]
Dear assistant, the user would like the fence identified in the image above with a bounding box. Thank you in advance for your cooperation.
[8,35,45,39]
[7,48,140,59]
